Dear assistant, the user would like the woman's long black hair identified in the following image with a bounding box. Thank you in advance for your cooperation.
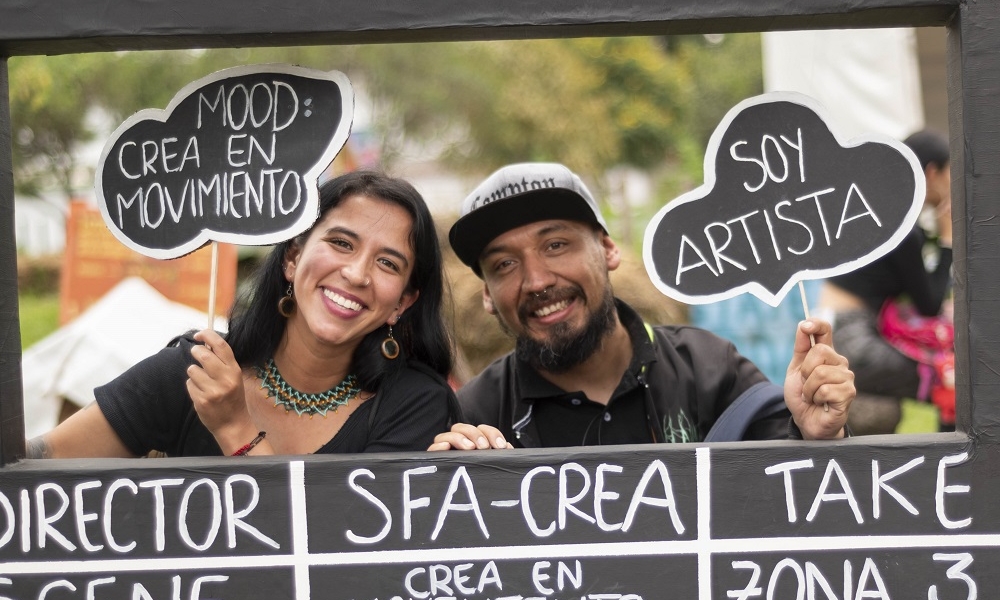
[224,170,453,391]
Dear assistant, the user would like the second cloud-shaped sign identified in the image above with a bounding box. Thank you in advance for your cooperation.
[643,91,925,307]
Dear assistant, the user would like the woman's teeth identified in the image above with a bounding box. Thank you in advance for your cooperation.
[325,290,363,311]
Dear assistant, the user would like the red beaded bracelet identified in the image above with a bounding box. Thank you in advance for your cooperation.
[232,431,267,456]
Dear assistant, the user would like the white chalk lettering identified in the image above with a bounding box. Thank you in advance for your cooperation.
[141,140,158,176]
[765,459,814,523]
[704,221,748,274]
[728,211,763,265]
[86,577,116,600]
[224,474,278,550]
[118,141,140,180]
[0,474,275,556]
[929,553,976,600]
[560,463,596,529]
[176,478,220,551]
[676,234,719,285]
[729,129,805,193]
[521,466,557,537]
[198,85,226,129]
[112,169,303,231]
[39,579,75,599]
[190,575,229,600]
[730,141,768,193]
[0,493,12,550]
[115,188,144,230]
[104,478,138,553]
[761,135,790,184]
[836,183,882,239]
[621,460,684,534]
[774,199,815,255]
[140,478,184,552]
[72,481,103,553]
[672,181,876,285]
[431,466,489,541]
[35,483,75,552]
[142,183,167,229]
[936,452,972,529]
[405,561,502,599]
[227,132,276,167]
[731,557,890,600]
[767,455,974,529]
[532,560,582,596]
[872,456,924,519]
[594,463,624,532]
[793,187,836,246]
[346,469,392,544]
[805,459,864,524]
[198,81,299,133]
[403,466,437,540]
[727,561,762,600]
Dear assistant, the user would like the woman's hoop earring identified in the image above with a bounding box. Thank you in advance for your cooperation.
[278,284,295,318]
[381,324,400,360]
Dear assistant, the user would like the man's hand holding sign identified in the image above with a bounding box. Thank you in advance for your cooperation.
[643,91,926,440]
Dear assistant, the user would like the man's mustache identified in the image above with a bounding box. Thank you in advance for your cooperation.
[517,285,583,324]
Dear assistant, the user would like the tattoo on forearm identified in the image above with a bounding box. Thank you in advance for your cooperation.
[26,437,51,459]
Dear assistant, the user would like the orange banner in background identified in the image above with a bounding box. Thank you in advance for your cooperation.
[59,201,238,325]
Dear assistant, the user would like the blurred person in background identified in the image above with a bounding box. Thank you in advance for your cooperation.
[820,129,954,434]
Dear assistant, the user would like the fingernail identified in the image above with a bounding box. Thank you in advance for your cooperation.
[477,436,489,449]
[461,438,475,449]
[495,437,507,448]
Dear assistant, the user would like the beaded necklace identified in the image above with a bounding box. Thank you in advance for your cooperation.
[255,358,358,417]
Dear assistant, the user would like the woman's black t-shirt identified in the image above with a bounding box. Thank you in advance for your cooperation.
[95,335,454,457]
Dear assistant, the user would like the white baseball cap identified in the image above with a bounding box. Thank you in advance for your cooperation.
[449,162,608,273]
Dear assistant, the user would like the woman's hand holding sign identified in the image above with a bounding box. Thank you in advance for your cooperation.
[785,318,854,440]
[187,329,261,455]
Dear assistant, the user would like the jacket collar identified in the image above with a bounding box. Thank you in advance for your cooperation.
[508,298,657,444]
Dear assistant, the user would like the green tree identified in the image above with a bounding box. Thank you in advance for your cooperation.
[8,35,763,219]
[9,51,205,196]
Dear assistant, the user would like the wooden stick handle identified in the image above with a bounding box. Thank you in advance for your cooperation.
[798,281,827,412]
[208,241,219,330]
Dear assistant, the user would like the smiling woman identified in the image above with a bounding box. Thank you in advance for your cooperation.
[28,170,458,458]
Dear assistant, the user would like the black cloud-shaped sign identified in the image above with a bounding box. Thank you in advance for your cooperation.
[96,64,353,259]
[643,92,924,307]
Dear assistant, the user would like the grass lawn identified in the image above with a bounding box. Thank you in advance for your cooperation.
[18,293,60,349]
[897,398,941,434]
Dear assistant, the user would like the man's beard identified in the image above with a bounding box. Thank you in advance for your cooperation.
[504,286,617,373]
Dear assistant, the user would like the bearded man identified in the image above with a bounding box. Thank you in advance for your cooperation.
[431,163,854,450]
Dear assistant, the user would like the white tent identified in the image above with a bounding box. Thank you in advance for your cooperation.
[762,28,925,139]
[21,277,227,439]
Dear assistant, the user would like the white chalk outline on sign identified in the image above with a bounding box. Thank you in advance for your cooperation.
[641,90,925,308]
[94,63,354,260]
[0,451,996,600]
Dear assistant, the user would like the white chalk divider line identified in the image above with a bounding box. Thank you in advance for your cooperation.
[290,461,310,600]
[4,453,999,582]
[697,447,712,600]
[2,533,1000,576]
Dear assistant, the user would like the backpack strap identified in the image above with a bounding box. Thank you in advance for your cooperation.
[704,381,787,442]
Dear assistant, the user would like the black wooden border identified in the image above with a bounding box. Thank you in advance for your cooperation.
[0,0,993,464]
